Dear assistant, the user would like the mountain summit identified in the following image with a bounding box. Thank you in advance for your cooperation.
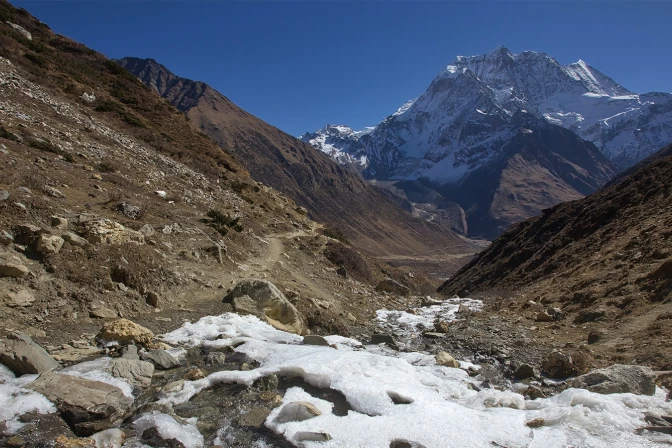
[303,47,671,238]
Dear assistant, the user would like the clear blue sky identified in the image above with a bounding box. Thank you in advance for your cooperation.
[12,1,672,136]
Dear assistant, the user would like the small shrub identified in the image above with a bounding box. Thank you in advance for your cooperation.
[204,209,243,236]
[23,52,45,66]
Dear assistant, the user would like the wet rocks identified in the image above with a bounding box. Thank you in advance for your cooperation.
[572,364,657,395]
[435,351,460,368]
[223,279,305,335]
[375,278,410,296]
[0,260,29,278]
[96,318,154,347]
[276,401,321,423]
[27,372,134,436]
[0,333,59,375]
[142,350,180,370]
[36,234,64,254]
[238,407,272,427]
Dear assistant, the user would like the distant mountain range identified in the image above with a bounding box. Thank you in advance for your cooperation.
[301,47,672,238]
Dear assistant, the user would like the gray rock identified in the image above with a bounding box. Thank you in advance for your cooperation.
[303,335,330,346]
[14,223,43,245]
[27,372,133,436]
[0,261,29,278]
[205,352,227,366]
[224,279,305,335]
[143,350,180,370]
[44,186,65,198]
[375,278,410,296]
[0,230,13,245]
[116,202,142,219]
[4,289,35,308]
[295,432,332,442]
[138,224,155,237]
[62,231,88,247]
[121,345,139,360]
[36,234,64,254]
[276,401,321,423]
[0,190,8,201]
[89,306,117,319]
[0,333,59,375]
[105,358,154,388]
[145,291,160,308]
[390,440,427,448]
[421,296,442,307]
[572,364,657,395]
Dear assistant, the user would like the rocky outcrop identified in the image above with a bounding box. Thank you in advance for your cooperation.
[84,220,145,245]
[224,279,305,335]
[572,364,657,395]
[27,372,134,436]
[0,333,59,375]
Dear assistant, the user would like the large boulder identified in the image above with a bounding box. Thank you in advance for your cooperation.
[84,219,144,245]
[375,278,410,296]
[27,372,134,436]
[105,358,154,389]
[0,333,59,375]
[542,351,578,378]
[572,364,657,395]
[96,318,154,347]
[223,280,305,335]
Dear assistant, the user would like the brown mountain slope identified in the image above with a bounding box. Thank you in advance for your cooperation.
[118,57,473,258]
[439,143,672,369]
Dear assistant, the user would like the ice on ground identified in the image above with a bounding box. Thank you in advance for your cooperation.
[0,371,56,434]
[158,312,672,447]
[134,413,204,448]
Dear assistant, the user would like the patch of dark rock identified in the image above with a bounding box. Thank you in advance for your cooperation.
[387,391,414,405]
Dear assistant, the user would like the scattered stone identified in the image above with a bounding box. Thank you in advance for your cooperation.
[295,432,332,442]
[0,333,59,375]
[27,372,133,436]
[84,219,145,245]
[574,308,606,324]
[4,289,35,307]
[36,234,64,254]
[371,333,399,350]
[542,351,577,378]
[184,367,206,380]
[435,351,460,368]
[434,320,450,333]
[390,440,427,448]
[51,216,68,229]
[524,385,546,399]
[89,307,117,319]
[514,363,538,379]
[0,261,29,278]
[96,318,154,347]
[526,418,545,428]
[276,401,321,423]
[421,332,445,339]
[138,224,155,237]
[143,350,180,370]
[303,335,330,346]
[105,358,154,389]
[62,231,89,247]
[458,303,474,316]
[375,278,411,296]
[0,230,13,245]
[145,291,160,308]
[44,186,65,198]
[223,279,305,335]
[421,297,442,307]
[572,364,656,395]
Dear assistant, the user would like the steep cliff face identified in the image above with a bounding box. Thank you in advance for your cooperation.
[119,57,472,256]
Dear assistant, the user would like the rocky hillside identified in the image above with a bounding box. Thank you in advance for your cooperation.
[439,143,672,369]
[118,57,473,258]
